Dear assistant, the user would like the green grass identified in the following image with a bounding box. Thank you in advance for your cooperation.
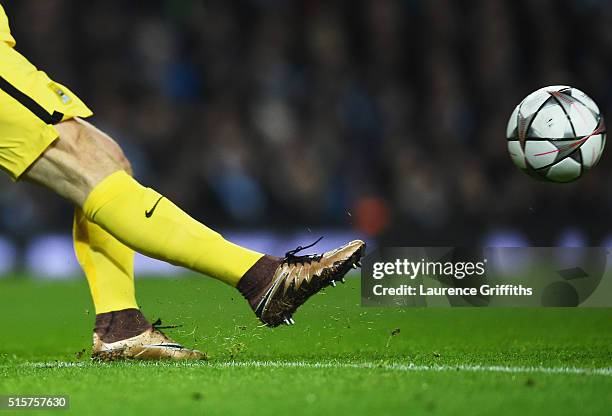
[0,274,611,415]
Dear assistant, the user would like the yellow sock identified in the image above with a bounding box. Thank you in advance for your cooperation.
[82,170,263,286]
[73,208,138,314]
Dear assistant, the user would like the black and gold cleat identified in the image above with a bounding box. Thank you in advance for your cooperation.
[238,238,365,327]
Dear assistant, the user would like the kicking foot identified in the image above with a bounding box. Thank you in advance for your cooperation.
[238,239,365,327]
[91,309,205,361]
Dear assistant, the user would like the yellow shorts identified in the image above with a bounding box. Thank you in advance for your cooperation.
[0,41,92,179]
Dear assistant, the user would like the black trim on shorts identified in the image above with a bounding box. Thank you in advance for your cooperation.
[0,75,64,124]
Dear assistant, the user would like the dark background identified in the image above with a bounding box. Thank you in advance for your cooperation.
[2,0,612,249]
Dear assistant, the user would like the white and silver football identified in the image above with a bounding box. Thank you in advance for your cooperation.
[506,85,605,183]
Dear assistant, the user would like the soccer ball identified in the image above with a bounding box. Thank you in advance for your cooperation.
[506,85,605,183]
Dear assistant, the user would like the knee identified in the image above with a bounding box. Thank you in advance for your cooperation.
[57,119,125,187]
[82,120,133,176]
[116,150,133,176]
[70,118,132,175]
[25,119,124,207]
[100,138,132,175]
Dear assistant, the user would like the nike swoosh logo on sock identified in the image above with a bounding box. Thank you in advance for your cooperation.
[145,196,164,218]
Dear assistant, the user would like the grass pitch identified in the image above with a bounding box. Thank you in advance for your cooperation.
[0,274,611,415]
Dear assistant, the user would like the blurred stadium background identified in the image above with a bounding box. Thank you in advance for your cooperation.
[1,0,612,278]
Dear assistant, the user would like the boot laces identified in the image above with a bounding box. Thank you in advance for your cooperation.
[282,236,324,265]
[151,318,182,338]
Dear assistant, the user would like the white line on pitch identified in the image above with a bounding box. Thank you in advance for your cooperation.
[209,361,612,376]
[22,360,612,376]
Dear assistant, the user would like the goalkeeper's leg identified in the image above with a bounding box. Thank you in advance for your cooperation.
[67,124,204,360]
[72,134,139,316]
